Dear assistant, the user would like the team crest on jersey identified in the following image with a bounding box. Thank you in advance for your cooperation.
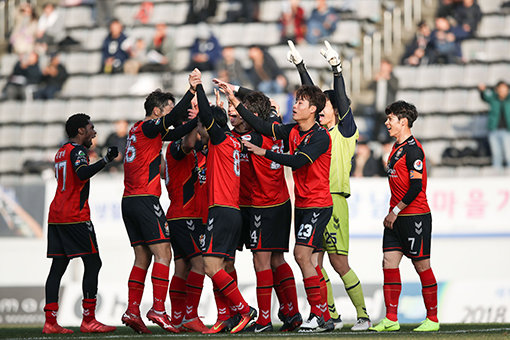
[414,159,423,171]
[78,150,86,157]
[241,135,252,142]
[155,118,161,125]
[303,134,311,145]
[396,148,403,158]
[75,159,81,166]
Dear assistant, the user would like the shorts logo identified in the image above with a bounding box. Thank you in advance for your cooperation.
[164,221,170,236]
[254,215,261,228]
[186,220,195,231]
[333,217,340,229]
[414,159,423,171]
[311,212,320,224]
[85,221,93,232]
[154,204,162,217]
[414,221,423,235]
[199,234,206,250]
[207,218,214,231]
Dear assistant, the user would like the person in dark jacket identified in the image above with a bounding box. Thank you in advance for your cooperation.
[34,52,68,100]
[100,18,130,74]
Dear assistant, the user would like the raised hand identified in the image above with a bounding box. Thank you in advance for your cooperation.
[320,40,342,72]
[287,40,303,65]
[214,88,224,109]
[104,146,119,163]
[242,139,266,156]
[189,68,202,90]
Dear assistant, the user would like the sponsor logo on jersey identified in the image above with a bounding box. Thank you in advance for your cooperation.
[414,159,423,171]
[396,148,403,158]
[241,135,252,142]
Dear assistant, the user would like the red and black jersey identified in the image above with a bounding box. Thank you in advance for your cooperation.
[48,143,91,223]
[288,124,333,208]
[232,129,257,207]
[250,134,290,207]
[165,140,208,223]
[123,120,163,197]
[386,135,430,215]
[206,133,241,209]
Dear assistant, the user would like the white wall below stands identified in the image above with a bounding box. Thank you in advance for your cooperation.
[1,175,509,326]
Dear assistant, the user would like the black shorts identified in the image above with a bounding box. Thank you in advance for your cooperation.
[47,222,99,258]
[294,207,333,250]
[237,207,251,251]
[203,206,242,260]
[247,200,292,252]
[168,218,205,260]
[122,196,170,247]
[383,213,432,260]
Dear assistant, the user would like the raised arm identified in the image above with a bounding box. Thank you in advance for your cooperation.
[162,117,198,141]
[287,40,314,86]
[72,145,118,181]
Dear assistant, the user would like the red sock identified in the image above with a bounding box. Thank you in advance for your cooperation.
[185,271,205,319]
[213,282,230,321]
[303,276,322,317]
[151,262,170,312]
[228,268,237,283]
[273,270,289,317]
[418,268,438,322]
[212,269,249,315]
[276,263,299,316]
[227,268,238,316]
[127,265,147,314]
[383,268,401,322]
[82,298,96,323]
[169,275,186,325]
[315,266,331,322]
[255,269,273,325]
[44,302,58,325]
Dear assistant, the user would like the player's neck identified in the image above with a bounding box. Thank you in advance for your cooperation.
[395,130,412,144]
[298,118,316,132]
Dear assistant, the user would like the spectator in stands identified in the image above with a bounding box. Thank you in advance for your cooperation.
[2,51,42,101]
[100,18,131,74]
[133,1,154,24]
[9,3,38,55]
[225,0,260,22]
[247,45,287,94]
[215,46,250,87]
[427,17,465,64]
[187,23,222,71]
[306,0,339,45]
[401,21,432,66]
[140,23,176,72]
[103,119,129,172]
[436,0,457,18]
[35,3,65,54]
[33,52,68,100]
[186,0,217,23]
[479,81,510,169]
[123,38,148,75]
[279,0,306,44]
[351,141,386,177]
[452,0,482,38]
[370,59,399,142]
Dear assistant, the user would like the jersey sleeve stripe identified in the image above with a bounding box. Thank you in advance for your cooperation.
[206,118,215,131]
[298,151,314,164]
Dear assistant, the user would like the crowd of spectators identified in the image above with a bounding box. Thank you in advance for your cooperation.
[400,0,482,65]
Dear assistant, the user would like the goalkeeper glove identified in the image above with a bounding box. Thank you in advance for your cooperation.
[286,40,303,65]
[320,40,342,74]
[103,146,119,163]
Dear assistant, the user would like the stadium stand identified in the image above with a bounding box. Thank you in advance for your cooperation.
[0,0,509,177]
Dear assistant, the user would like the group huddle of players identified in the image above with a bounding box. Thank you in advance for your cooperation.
[43,40,440,335]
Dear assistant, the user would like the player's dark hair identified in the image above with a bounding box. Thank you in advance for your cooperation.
[385,100,418,128]
[242,91,271,121]
[66,113,90,138]
[296,85,326,116]
[496,80,508,88]
[323,90,338,112]
[211,105,228,129]
[144,89,175,117]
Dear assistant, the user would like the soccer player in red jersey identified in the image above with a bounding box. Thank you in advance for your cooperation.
[287,40,371,331]
[163,103,209,333]
[219,81,334,333]
[189,69,256,334]
[369,101,439,332]
[44,113,118,334]
[121,86,198,334]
